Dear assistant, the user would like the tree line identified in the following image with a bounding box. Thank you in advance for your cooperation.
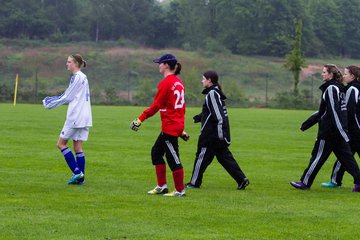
[1,0,360,58]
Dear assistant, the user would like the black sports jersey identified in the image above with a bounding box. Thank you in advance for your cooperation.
[194,85,231,145]
[301,79,349,142]
[344,81,360,141]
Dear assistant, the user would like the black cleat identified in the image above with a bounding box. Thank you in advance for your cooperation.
[237,178,250,190]
[185,183,200,189]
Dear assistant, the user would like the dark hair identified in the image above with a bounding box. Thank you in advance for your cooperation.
[324,64,342,83]
[203,70,223,93]
[168,62,182,75]
[71,54,87,68]
[346,65,360,82]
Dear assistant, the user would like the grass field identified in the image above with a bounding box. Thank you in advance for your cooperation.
[1,104,359,240]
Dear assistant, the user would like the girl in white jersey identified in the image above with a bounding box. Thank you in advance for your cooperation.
[43,54,92,185]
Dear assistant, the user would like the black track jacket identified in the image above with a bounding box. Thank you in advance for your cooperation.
[301,79,350,142]
[344,81,360,141]
[193,85,231,145]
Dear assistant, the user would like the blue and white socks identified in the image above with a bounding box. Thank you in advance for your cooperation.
[61,147,81,175]
[76,152,86,182]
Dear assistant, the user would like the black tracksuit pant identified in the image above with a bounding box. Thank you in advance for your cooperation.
[300,137,360,187]
[189,138,247,187]
[329,140,360,186]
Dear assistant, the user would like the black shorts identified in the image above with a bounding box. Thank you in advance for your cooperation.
[151,132,183,171]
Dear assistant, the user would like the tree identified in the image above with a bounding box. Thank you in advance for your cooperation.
[0,0,53,39]
[338,0,360,58]
[307,0,343,56]
[285,19,306,95]
[176,0,210,50]
[3,0,360,58]
[212,0,304,56]
[144,1,180,48]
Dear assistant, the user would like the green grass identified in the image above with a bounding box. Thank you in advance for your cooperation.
[0,104,359,239]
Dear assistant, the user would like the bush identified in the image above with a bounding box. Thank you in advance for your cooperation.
[181,67,203,106]
[0,84,12,102]
[182,42,193,51]
[223,80,248,107]
[269,90,318,110]
[133,79,156,106]
[105,87,117,103]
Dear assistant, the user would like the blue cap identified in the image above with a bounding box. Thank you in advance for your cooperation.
[153,53,177,65]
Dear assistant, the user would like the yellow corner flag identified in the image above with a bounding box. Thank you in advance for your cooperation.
[13,73,19,106]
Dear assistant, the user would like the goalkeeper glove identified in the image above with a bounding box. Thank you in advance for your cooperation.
[193,114,202,123]
[180,131,190,141]
[130,118,142,131]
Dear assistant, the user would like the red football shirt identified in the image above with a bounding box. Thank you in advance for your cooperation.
[138,74,185,136]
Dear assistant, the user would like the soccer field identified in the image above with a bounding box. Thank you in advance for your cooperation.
[0,104,359,240]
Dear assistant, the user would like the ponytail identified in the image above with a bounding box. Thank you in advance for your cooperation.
[174,63,181,75]
[169,62,182,75]
[203,70,224,94]
[324,64,342,83]
[217,83,223,93]
[71,54,87,68]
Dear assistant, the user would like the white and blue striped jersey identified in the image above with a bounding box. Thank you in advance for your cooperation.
[43,71,92,128]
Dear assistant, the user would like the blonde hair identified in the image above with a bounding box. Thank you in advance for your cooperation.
[324,64,342,83]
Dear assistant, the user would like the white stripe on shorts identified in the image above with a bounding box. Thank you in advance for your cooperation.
[165,140,180,165]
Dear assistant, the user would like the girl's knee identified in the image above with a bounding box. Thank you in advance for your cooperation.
[57,142,65,150]
[73,141,83,153]
[57,138,68,150]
